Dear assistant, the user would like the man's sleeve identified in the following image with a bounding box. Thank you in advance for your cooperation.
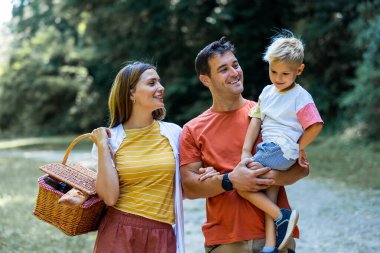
[180,125,202,166]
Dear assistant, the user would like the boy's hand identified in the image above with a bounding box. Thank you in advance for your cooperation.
[298,149,309,168]
[198,167,220,181]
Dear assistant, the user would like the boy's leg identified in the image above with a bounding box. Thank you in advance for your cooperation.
[237,190,281,220]
[264,186,281,250]
[264,212,276,248]
[237,189,281,252]
[267,185,299,250]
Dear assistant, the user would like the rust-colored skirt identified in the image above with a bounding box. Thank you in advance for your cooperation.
[93,207,176,253]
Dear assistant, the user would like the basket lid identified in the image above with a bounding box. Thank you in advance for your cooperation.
[40,163,97,195]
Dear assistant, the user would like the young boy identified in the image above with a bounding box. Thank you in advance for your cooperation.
[239,30,323,253]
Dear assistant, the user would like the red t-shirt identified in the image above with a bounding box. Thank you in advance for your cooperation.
[180,100,299,246]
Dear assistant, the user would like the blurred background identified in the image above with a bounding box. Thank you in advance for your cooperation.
[0,0,379,139]
[0,1,379,252]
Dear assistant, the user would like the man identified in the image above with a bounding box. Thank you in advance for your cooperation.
[180,37,309,253]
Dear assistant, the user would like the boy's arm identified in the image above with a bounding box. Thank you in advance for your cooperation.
[298,122,323,167]
[299,122,323,150]
[241,117,261,160]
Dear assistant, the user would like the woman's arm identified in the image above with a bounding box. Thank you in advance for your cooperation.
[92,127,120,206]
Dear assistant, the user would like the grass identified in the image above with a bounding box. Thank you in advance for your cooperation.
[0,136,96,253]
[307,135,380,189]
[0,136,93,151]
[0,157,96,253]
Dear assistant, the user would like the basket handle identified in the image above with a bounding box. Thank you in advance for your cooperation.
[62,133,94,165]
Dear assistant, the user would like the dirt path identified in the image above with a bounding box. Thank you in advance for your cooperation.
[183,178,380,253]
[4,150,379,252]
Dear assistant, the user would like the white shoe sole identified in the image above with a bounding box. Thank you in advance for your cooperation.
[278,210,299,250]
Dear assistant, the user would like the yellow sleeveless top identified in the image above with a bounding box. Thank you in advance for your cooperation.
[113,121,175,224]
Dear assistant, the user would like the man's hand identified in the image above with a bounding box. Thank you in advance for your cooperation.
[198,167,220,181]
[228,158,274,192]
[246,159,264,170]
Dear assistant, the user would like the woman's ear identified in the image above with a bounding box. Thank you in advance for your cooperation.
[130,89,136,103]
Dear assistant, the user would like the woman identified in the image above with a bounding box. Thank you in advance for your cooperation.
[91,62,184,253]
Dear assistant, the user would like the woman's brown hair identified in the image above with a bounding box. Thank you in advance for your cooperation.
[108,62,166,128]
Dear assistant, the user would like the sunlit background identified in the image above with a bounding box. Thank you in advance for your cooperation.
[0,1,379,252]
[0,1,12,24]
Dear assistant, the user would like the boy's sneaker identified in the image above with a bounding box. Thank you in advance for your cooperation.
[275,208,299,250]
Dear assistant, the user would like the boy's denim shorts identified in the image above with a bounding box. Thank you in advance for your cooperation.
[252,142,296,170]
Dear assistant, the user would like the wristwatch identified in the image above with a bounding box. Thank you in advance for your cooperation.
[222,173,234,191]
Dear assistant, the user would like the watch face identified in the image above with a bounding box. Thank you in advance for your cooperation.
[222,173,233,191]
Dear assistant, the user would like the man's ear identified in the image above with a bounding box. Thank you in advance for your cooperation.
[199,74,211,88]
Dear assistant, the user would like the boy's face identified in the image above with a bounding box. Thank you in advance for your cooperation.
[269,61,304,91]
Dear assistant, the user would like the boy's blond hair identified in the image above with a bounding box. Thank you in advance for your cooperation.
[263,30,304,66]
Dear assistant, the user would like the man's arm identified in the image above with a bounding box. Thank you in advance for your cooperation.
[180,162,224,199]
[180,159,274,199]
[262,162,309,186]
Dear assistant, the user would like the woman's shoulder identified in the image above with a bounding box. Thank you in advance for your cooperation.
[108,124,126,143]
[158,121,182,132]
[109,123,124,134]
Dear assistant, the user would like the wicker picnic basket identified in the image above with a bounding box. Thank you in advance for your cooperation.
[33,133,106,236]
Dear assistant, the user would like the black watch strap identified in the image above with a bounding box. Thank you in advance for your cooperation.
[222,173,234,191]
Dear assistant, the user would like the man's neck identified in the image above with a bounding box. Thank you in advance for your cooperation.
[211,95,246,112]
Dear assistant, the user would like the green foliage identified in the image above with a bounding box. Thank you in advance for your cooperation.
[0,0,378,138]
[0,1,101,136]
[0,25,98,136]
[342,0,380,139]
[293,1,360,124]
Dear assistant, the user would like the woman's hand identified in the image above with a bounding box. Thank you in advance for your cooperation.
[91,127,111,147]
[91,127,114,160]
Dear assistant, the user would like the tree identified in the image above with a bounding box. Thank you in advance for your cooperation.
[342,0,380,138]
[293,0,360,126]
[0,1,97,136]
